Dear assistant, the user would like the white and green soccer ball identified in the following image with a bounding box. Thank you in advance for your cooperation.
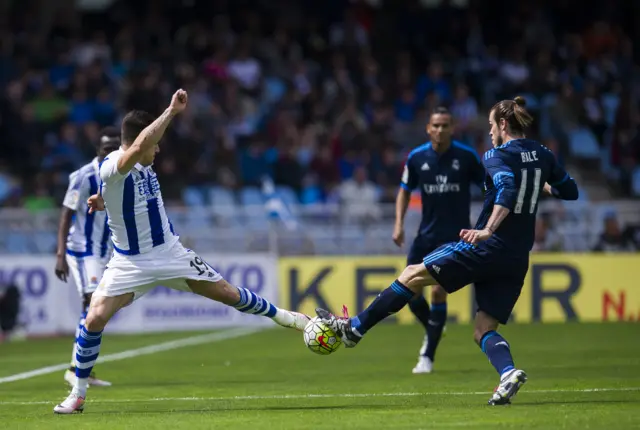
[303,316,342,355]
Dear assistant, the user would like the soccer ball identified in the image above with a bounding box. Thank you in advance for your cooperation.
[303,316,342,355]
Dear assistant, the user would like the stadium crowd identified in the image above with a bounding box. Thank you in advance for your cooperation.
[0,0,638,253]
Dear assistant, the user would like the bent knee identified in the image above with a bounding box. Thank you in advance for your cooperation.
[84,312,108,332]
[398,263,434,292]
[430,285,447,303]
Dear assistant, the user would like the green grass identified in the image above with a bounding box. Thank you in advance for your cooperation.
[1,323,639,429]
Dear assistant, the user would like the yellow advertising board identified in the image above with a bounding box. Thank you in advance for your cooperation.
[278,254,640,323]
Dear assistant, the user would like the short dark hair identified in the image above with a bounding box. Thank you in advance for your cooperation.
[94,126,120,149]
[121,110,155,146]
[490,96,533,135]
[431,106,450,116]
[429,106,452,124]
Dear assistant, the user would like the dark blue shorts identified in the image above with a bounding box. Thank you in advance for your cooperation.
[423,241,528,324]
[406,236,442,265]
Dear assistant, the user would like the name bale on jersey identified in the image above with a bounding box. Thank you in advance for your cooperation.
[423,175,461,195]
[521,151,539,163]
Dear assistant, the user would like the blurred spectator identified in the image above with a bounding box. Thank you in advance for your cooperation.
[532,217,563,252]
[339,165,381,225]
[592,212,638,252]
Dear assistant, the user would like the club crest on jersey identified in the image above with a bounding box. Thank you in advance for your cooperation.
[421,162,430,171]
[452,159,460,170]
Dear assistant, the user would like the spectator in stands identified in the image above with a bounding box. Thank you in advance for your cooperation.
[592,211,638,252]
[532,217,563,252]
[339,165,381,226]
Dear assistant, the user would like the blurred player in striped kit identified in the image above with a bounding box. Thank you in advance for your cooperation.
[55,127,121,388]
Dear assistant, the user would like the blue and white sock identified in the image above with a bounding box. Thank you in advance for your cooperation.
[74,326,102,396]
[233,286,278,318]
[70,310,88,368]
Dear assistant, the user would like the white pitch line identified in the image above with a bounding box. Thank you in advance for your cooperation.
[0,387,638,406]
[0,326,265,385]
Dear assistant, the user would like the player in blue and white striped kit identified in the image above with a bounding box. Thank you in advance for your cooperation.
[316,97,579,405]
[55,127,121,388]
[54,90,311,414]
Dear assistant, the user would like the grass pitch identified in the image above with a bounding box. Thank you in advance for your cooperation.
[0,323,638,429]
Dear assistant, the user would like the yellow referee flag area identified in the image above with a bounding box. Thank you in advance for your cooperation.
[278,254,640,323]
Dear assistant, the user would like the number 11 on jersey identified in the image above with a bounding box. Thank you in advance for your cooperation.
[514,168,541,214]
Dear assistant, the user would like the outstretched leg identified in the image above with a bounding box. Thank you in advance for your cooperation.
[316,263,438,347]
[187,279,310,330]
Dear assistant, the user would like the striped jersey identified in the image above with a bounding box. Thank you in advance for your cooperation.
[63,158,111,258]
[100,148,178,256]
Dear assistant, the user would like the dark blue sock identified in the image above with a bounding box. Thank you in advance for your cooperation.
[351,280,414,336]
[480,331,515,377]
[424,302,447,360]
[408,294,431,332]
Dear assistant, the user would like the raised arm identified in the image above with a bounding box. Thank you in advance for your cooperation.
[117,89,188,175]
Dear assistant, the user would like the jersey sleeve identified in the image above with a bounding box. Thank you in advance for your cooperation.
[400,158,418,191]
[545,150,579,200]
[100,151,127,183]
[483,153,518,210]
[62,171,87,211]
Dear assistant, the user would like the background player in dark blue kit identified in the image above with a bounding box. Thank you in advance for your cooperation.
[393,107,484,374]
[316,97,579,405]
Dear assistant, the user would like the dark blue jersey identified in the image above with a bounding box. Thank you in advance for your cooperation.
[401,141,485,244]
[475,138,579,254]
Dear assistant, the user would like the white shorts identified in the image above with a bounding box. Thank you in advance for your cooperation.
[66,254,108,295]
[93,240,223,301]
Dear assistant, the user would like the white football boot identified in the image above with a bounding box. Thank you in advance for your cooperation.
[273,310,311,331]
[488,369,528,405]
[53,392,85,414]
[412,356,434,374]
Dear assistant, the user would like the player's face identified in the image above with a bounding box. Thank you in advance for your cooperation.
[426,113,453,149]
[98,142,120,161]
[139,143,160,166]
[488,111,503,148]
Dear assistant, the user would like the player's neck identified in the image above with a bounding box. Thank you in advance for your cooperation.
[432,140,451,154]
[500,133,525,146]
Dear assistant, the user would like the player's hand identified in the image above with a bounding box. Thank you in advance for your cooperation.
[87,194,105,213]
[542,183,553,197]
[54,256,69,282]
[459,228,493,245]
[169,89,188,115]
[392,224,405,247]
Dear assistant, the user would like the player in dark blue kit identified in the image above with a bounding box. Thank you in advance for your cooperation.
[316,97,579,405]
[393,107,484,374]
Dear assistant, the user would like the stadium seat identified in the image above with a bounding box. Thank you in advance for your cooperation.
[208,186,239,219]
[240,187,269,229]
[568,127,600,159]
[182,187,206,207]
[275,185,299,206]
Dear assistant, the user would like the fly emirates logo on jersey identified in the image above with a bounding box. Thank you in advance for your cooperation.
[423,175,461,195]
